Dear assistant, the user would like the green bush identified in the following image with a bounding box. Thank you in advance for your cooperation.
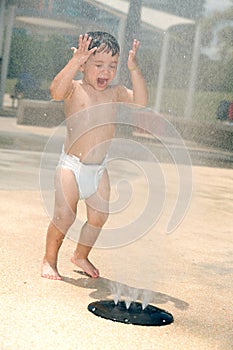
[149,87,232,122]
[8,30,72,82]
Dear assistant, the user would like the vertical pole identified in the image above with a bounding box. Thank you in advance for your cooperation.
[154,30,170,113]
[0,5,15,108]
[184,24,201,118]
[119,0,142,87]
[115,17,126,83]
[0,0,6,87]
[0,0,6,57]
[48,0,53,13]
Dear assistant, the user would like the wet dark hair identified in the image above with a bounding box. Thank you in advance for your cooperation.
[85,31,120,56]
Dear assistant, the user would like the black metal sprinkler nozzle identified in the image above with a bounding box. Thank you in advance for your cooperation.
[88,300,174,326]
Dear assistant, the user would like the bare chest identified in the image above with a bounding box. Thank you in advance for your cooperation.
[64,84,118,117]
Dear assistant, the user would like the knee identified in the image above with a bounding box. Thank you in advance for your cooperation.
[53,206,76,232]
[88,211,109,228]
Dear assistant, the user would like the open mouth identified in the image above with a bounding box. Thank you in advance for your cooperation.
[97,78,108,88]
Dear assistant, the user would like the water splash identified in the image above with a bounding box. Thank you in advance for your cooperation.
[110,281,123,305]
[141,289,153,310]
[110,280,154,310]
[125,299,132,310]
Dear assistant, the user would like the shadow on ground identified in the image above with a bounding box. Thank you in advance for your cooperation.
[62,271,189,311]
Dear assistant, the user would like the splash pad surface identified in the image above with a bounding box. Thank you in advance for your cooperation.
[88,300,174,326]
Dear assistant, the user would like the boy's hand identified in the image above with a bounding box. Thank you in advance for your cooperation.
[71,33,97,67]
[127,39,140,71]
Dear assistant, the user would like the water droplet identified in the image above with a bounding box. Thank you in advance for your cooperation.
[125,300,131,309]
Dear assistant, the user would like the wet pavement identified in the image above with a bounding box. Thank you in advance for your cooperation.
[0,112,233,350]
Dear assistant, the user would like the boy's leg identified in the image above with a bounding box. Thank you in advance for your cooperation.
[71,170,110,278]
[42,168,79,280]
[42,222,64,280]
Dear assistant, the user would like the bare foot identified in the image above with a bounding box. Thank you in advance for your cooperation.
[71,256,99,278]
[41,260,62,280]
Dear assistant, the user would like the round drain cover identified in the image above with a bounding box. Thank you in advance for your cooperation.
[88,300,174,326]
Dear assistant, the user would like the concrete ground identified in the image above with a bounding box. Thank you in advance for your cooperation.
[0,113,233,350]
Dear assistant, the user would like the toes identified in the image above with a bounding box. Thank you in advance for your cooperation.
[41,261,62,280]
[71,257,100,278]
[83,267,99,278]
[93,269,99,278]
[41,273,62,280]
[87,269,99,278]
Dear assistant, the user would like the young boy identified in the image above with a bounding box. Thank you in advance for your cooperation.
[41,31,148,280]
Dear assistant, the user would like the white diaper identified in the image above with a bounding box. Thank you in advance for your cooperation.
[57,148,106,200]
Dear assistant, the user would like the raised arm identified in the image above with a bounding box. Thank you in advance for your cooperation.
[128,39,148,106]
[118,40,148,106]
[50,34,97,100]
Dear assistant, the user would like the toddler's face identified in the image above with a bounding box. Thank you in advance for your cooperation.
[82,51,119,90]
